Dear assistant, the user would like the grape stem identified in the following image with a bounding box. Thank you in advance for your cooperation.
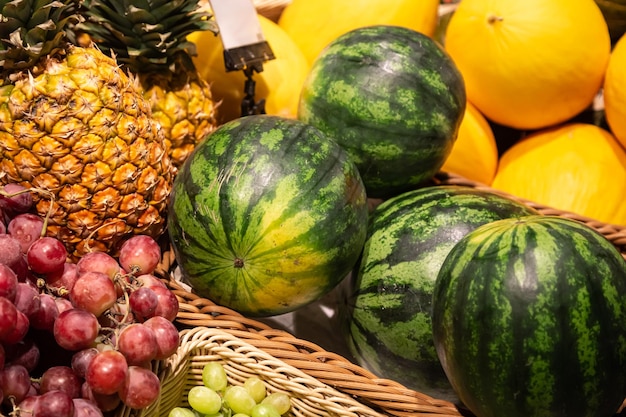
[83,219,126,254]
[36,277,70,298]
[6,395,18,417]
[0,186,55,237]
[118,288,132,330]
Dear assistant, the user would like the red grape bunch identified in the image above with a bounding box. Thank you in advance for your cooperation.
[0,184,181,417]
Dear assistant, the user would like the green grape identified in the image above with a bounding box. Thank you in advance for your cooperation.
[251,404,281,417]
[261,392,291,415]
[232,414,250,417]
[224,385,257,415]
[202,362,229,392]
[187,386,223,415]
[244,376,267,403]
[168,407,198,417]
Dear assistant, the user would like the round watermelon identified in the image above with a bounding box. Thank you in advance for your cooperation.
[168,115,369,317]
[344,185,537,401]
[432,215,626,417]
[298,25,466,199]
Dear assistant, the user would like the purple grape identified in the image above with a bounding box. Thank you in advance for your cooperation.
[34,389,75,417]
[72,398,104,417]
[5,338,40,372]
[8,213,44,254]
[0,234,27,279]
[14,282,41,318]
[0,263,18,302]
[0,184,33,216]
[71,348,98,379]
[40,366,82,399]
[0,363,31,405]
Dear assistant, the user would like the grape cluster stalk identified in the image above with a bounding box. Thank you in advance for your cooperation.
[0,185,181,417]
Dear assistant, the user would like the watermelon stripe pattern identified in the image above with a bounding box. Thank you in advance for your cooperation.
[168,115,369,316]
[432,215,626,417]
[298,25,466,199]
[346,185,537,399]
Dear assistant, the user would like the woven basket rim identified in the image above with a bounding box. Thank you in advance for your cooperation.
[432,172,626,253]
[151,170,626,417]
[158,281,464,417]
[155,260,463,416]
[118,326,389,417]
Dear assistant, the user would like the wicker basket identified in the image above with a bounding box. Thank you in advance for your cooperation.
[116,327,387,417]
[149,257,462,417]
[431,172,626,258]
[114,171,626,417]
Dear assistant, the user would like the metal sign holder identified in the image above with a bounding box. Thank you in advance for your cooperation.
[208,0,276,116]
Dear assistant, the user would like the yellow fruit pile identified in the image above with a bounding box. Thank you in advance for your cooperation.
[189,0,626,226]
[445,0,610,131]
[441,0,626,226]
[277,0,440,65]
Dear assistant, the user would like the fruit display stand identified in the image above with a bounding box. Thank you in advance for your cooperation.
[106,1,624,416]
[110,170,626,417]
[113,244,464,417]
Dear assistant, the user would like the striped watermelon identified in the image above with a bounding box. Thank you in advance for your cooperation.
[432,215,626,417]
[168,115,369,317]
[344,185,537,401]
[298,25,466,199]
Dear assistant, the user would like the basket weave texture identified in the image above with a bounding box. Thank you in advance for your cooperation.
[431,172,626,258]
[112,171,626,417]
[157,172,626,416]
[151,254,462,417]
[116,327,387,417]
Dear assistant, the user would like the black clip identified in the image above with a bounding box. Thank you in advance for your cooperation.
[241,66,266,117]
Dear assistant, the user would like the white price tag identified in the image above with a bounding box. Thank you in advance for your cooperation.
[209,0,267,50]
[208,0,275,71]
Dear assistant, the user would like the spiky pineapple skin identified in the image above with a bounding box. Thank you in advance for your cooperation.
[0,45,173,258]
[76,0,219,170]
[140,58,218,171]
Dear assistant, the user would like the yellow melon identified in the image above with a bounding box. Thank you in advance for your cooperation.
[444,0,611,130]
[441,102,499,185]
[603,33,626,148]
[277,0,440,65]
[188,14,310,124]
[491,123,626,225]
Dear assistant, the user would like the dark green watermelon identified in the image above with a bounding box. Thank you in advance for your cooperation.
[298,25,466,199]
[432,215,626,417]
[344,185,537,401]
[168,115,369,317]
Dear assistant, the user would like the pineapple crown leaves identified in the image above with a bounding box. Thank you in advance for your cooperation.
[0,0,81,72]
[77,0,218,74]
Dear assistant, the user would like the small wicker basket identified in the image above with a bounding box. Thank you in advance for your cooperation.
[116,327,387,417]
[145,258,463,417]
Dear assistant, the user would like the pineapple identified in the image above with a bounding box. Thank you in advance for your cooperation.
[0,0,173,259]
[77,0,219,171]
